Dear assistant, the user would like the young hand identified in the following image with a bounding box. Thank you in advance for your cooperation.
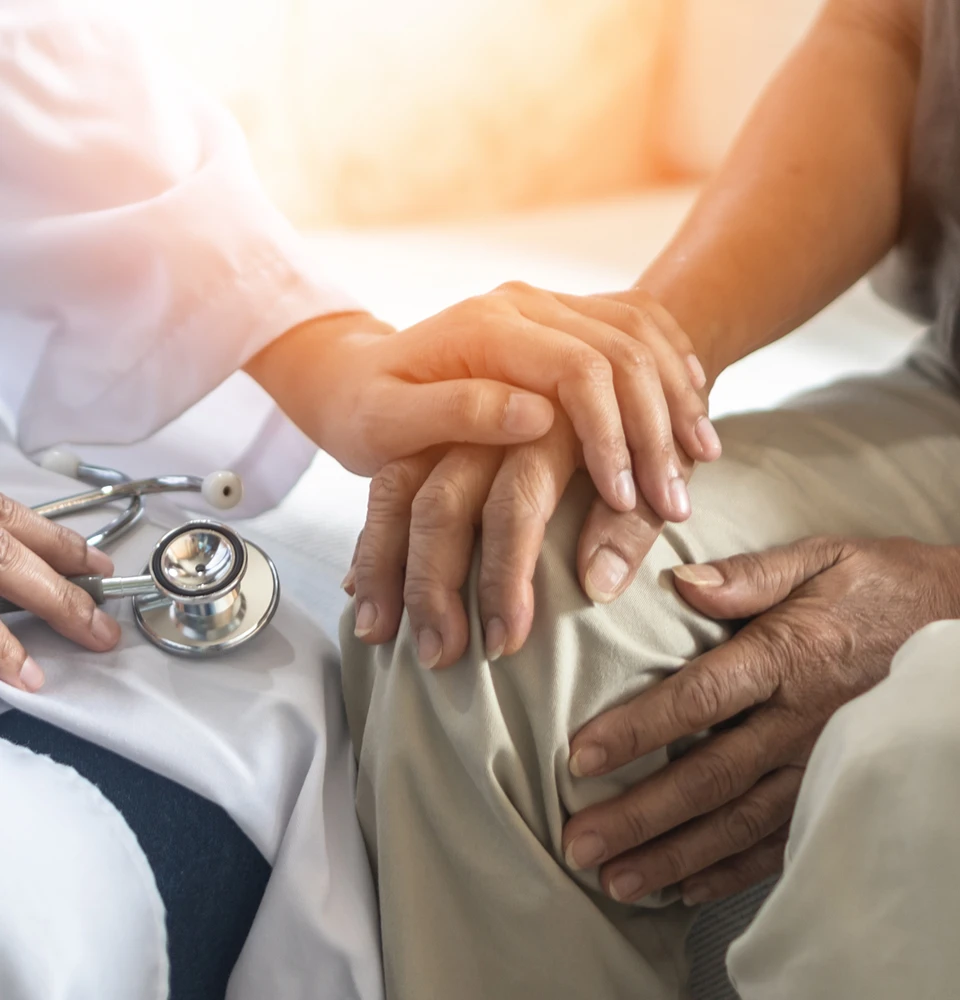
[247,284,719,521]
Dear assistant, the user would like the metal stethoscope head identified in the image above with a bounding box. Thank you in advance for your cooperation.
[131,519,280,657]
[0,451,280,657]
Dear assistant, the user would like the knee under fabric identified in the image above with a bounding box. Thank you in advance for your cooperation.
[0,712,271,1000]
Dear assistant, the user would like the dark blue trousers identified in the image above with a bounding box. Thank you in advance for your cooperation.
[0,710,270,1000]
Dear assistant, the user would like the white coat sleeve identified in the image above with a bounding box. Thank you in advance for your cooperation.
[0,0,360,455]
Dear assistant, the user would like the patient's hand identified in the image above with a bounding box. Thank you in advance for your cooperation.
[342,411,689,669]
[247,285,719,523]
[561,536,960,905]
[0,494,120,693]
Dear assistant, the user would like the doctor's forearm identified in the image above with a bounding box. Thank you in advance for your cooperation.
[635,0,922,385]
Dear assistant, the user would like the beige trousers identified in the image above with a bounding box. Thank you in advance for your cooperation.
[340,360,960,1000]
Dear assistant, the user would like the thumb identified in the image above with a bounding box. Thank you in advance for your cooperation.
[376,380,555,456]
[672,536,846,618]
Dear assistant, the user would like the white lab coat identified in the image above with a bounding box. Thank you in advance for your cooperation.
[0,3,382,997]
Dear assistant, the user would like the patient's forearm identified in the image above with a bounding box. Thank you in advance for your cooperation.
[637,0,923,383]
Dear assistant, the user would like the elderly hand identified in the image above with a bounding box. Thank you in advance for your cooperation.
[342,406,693,668]
[0,494,120,693]
[561,536,960,905]
[247,284,719,522]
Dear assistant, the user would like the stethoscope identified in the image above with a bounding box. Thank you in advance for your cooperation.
[0,450,280,657]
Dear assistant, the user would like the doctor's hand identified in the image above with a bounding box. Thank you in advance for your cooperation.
[246,286,719,522]
[342,411,693,668]
[0,495,120,693]
[561,536,960,906]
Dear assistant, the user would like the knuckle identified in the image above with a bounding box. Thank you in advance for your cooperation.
[721,800,770,849]
[576,352,614,386]
[50,520,87,565]
[446,381,486,426]
[620,304,656,343]
[618,801,653,848]
[0,628,24,672]
[352,535,387,581]
[678,383,708,416]
[402,574,443,618]
[411,477,468,529]
[496,279,534,299]
[482,475,545,532]
[0,527,21,573]
[368,462,421,511]
[657,438,679,467]
[606,708,644,765]
[737,550,783,592]
[678,748,739,809]
[656,842,692,885]
[673,669,725,729]
[613,339,654,377]
[0,493,19,528]
[58,580,97,628]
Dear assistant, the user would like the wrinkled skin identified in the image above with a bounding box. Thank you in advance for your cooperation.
[562,536,960,905]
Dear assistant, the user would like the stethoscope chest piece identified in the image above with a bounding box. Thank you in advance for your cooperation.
[132,520,280,657]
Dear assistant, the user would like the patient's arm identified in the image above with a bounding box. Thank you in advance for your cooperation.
[346,0,927,663]
[639,0,924,381]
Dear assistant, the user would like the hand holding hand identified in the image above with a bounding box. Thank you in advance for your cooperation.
[247,284,719,520]
[343,408,687,668]
[562,536,960,905]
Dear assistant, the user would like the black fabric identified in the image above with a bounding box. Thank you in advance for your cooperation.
[0,710,271,1000]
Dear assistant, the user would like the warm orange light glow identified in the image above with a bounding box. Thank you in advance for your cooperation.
[120,0,822,227]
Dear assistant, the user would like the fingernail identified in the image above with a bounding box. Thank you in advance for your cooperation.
[615,470,636,509]
[485,617,506,661]
[569,744,607,777]
[341,566,356,592]
[19,656,45,693]
[682,884,710,906]
[417,627,443,669]
[609,871,645,903]
[585,547,629,603]
[354,600,378,637]
[686,353,707,389]
[564,832,607,871]
[91,609,120,647]
[85,544,114,576]
[668,477,691,519]
[502,393,553,437]
[695,417,722,461]
[673,564,724,587]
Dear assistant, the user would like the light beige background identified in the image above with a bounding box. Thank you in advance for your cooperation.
[124,0,825,225]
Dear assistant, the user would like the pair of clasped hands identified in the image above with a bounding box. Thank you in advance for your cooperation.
[7,280,954,906]
[0,282,715,696]
[0,279,761,906]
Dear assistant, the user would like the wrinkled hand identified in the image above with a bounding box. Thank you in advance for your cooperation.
[562,536,960,905]
[0,494,120,692]
[247,283,719,521]
[342,406,694,668]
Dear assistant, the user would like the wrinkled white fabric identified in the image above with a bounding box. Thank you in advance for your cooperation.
[0,436,383,1000]
[0,3,382,995]
[0,740,168,1000]
[0,0,360,516]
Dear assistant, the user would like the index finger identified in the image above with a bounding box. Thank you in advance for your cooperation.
[402,445,503,669]
[569,630,777,777]
[0,493,114,577]
[477,417,579,660]
[396,304,635,514]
